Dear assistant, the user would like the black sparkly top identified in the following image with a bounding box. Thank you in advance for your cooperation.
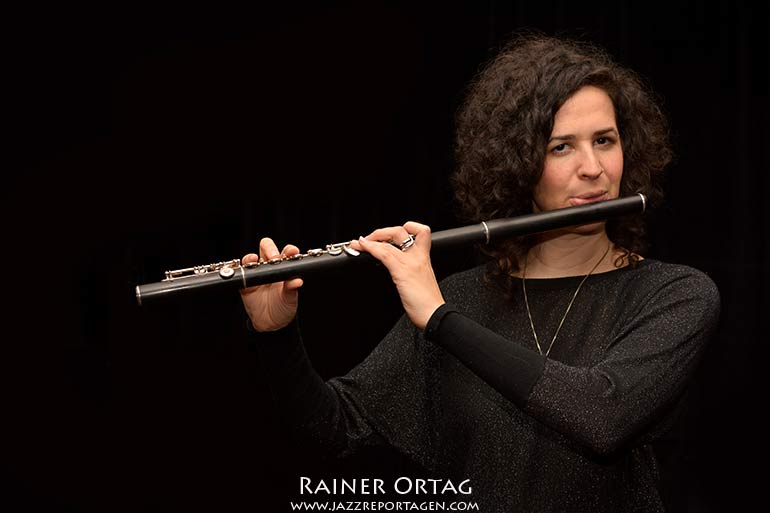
[255,259,720,512]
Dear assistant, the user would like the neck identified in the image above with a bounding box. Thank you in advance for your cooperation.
[523,230,616,279]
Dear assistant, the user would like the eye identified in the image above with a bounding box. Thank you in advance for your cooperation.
[551,143,570,155]
[595,136,615,147]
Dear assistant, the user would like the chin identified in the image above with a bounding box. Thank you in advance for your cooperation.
[570,221,607,235]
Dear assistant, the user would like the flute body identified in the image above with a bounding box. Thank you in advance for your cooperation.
[135,194,646,306]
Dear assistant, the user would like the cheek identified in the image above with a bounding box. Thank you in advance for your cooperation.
[599,145,624,187]
[538,159,563,188]
[610,152,624,184]
[533,165,567,209]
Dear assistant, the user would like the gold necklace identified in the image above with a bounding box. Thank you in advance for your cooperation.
[522,243,612,357]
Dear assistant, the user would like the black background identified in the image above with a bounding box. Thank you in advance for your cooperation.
[4,2,768,512]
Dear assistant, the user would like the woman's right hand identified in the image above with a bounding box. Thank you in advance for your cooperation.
[240,237,304,332]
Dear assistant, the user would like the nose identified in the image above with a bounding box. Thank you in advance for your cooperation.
[578,148,604,179]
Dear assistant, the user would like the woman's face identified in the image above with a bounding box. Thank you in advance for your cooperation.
[533,86,623,214]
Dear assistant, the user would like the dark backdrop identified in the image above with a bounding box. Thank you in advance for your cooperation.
[4,2,767,512]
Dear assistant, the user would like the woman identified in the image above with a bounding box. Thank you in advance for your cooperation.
[241,35,720,512]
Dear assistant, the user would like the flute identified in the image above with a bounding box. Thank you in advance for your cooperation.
[135,194,646,306]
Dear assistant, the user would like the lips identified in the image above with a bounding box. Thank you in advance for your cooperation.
[569,191,608,206]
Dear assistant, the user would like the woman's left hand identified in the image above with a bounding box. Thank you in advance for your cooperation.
[350,221,445,330]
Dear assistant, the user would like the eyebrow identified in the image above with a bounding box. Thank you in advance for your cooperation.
[548,127,619,143]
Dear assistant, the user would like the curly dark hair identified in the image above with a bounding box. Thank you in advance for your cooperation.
[450,33,672,293]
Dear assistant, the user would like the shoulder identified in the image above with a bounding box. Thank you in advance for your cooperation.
[628,260,719,299]
[621,259,721,322]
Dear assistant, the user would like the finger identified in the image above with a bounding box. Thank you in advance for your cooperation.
[376,228,416,253]
[357,235,401,263]
[403,221,431,251]
[242,252,260,265]
[389,228,417,252]
[284,277,304,291]
[281,244,301,257]
[365,226,411,243]
[259,237,281,261]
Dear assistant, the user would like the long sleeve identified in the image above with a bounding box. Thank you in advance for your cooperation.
[423,303,546,408]
[424,262,720,457]
[254,320,366,458]
[524,271,720,455]
[253,313,440,469]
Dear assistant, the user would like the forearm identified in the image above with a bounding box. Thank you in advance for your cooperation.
[423,303,546,408]
[253,321,350,454]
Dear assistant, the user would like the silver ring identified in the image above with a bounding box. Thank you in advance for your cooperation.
[399,235,415,251]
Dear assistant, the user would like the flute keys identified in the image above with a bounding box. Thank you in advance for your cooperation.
[164,259,241,281]
[326,241,360,257]
[161,239,364,284]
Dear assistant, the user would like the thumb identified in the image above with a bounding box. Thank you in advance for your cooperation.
[283,277,304,292]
